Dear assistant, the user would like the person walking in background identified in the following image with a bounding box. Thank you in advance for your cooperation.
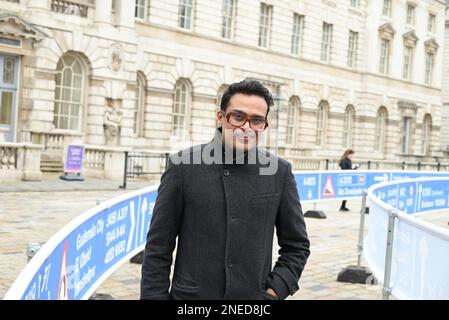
[339,149,356,212]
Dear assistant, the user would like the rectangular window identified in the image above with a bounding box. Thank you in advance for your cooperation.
[286,105,295,145]
[406,4,415,26]
[350,0,359,8]
[258,3,272,48]
[291,14,304,55]
[428,13,436,34]
[179,0,193,29]
[321,23,333,63]
[221,0,235,39]
[347,31,358,68]
[379,38,390,74]
[403,46,413,80]
[425,52,434,85]
[135,0,146,20]
[3,57,15,84]
[402,117,412,154]
[0,37,21,47]
[0,91,13,125]
[382,0,392,17]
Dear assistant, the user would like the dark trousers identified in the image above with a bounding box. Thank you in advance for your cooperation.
[340,200,347,209]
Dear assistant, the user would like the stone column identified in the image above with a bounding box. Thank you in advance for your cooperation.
[104,148,126,180]
[95,0,113,25]
[116,0,135,29]
[18,144,43,181]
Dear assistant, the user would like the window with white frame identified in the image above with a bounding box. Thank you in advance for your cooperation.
[286,97,300,145]
[427,13,436,34]
[222,0,235,39]
[134,72,146,137]
[135,0,147,20]
[403,45,414,80]
[347,31,358,68]
[291,13,304,55]
[406,3,415,26]
[258,3,272,48]
[350,0,359,8]
[321,23,333,63]
[402,116,412,154]
[54,54,85,131]
[172,80,191,138]
[343,105,355,148]
[382,0,392,17]
[179,0,194,29]
[375,107,388,153]
[425,52,435,85]
[379,38,390,74]
[316,101,328,147]
[421,114,432,155]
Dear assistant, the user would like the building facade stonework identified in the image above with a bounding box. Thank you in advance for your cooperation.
[0,0,447,180]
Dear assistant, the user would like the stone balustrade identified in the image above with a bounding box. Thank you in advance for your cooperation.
[0,143,43,182]
[50,0,94,18]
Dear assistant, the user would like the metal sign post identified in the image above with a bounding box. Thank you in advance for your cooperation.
[382,209,397,300]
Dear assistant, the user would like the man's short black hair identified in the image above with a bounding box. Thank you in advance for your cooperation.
[220,80,274,116]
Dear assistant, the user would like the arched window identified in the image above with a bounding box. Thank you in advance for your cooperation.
[375,107,388,153]
[172,79,191,138]
[316,101,329,147]
[343,105,355,148]
[54,53,85,131]
[134,72,147,137]
[422,114,432,155]
[286,96,300,146]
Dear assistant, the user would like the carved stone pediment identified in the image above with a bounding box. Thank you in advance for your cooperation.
[424,38,439,54]
[403,30,419,47]
[0,13,47,41]
[398,100,418,111]
[379,23,395,40]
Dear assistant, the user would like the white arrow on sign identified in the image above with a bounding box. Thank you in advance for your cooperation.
[140,197,148,243]
[308,190,312,199]
[417,183,423,212]
[126,201,135,253]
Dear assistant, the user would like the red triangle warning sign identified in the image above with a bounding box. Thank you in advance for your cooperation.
[322,176,335,198]
[57,241,69,300]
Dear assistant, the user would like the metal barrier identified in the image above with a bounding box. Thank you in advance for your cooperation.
[5,169,449,300]
[4,185,159,300]
[119,151,169,189]
[323,159,449,172]
[365,177,449,299]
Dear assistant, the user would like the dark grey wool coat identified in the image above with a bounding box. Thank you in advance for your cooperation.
[141,130,310,300]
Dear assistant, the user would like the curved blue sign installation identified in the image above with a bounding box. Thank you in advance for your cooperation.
[4,170,449,300]
[365,177,449,299]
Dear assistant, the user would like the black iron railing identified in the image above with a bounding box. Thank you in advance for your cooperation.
[119,151,170,189]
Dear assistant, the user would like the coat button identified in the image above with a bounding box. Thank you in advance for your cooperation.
[223,169,230,177]
[227,261,233,268]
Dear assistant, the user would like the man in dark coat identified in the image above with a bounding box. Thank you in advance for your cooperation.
[140,80,310,300]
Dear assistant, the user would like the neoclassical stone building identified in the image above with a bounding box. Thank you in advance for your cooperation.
[0,0,447,180]
[442,0,449,157]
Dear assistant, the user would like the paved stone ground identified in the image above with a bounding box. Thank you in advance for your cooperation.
[1,178,447,300]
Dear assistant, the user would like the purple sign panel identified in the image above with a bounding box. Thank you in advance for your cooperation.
[64,145,84,173]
